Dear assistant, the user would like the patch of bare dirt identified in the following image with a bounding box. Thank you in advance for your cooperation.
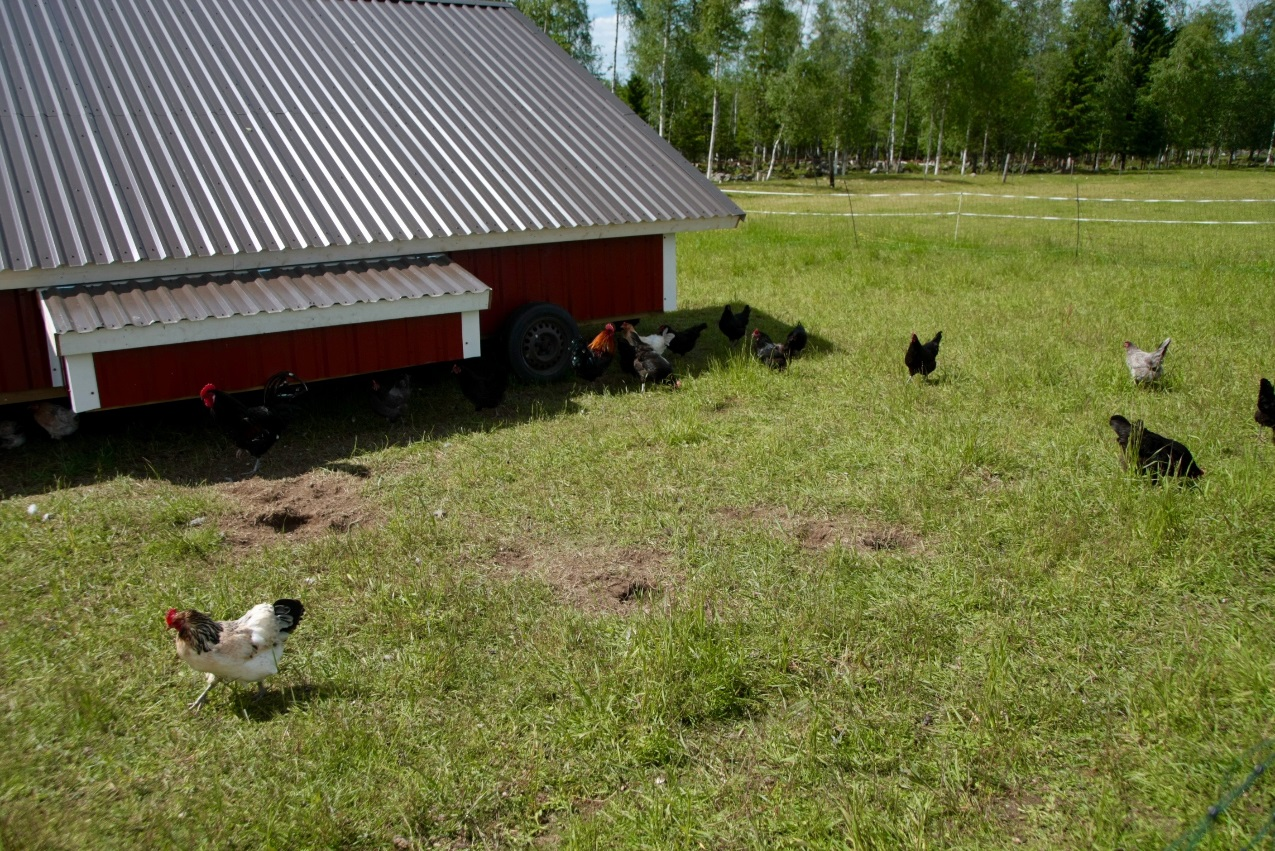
[214,469,375,550]
[715,505,922,554]
[990,789,1044,841]
[492,544,673,614]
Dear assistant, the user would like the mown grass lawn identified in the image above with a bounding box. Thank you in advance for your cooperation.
[3,170,1275,849]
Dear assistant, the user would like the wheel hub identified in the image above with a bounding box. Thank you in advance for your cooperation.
[521,319,567,370]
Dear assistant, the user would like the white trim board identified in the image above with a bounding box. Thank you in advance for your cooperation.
[661,234,677,312]
[64,354,100,411]
[47,290,491,357]
[1,218,742,292]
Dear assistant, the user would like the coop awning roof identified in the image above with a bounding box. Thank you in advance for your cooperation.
[41,254,490,356]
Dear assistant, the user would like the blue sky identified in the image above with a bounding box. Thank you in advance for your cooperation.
[588,0,630,81]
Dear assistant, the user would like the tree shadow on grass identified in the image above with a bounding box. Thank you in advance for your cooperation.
[0,308,834,498]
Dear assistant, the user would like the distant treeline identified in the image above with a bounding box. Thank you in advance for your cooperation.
[515,0,1275,179]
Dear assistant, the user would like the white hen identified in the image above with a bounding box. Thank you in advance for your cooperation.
[1123,338,1171,384]
[165,599,305,710]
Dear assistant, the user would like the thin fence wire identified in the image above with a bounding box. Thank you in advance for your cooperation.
[1166,738,1275,851]
[722,186,1275,268]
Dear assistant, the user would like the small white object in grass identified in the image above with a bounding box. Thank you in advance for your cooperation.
[41,513,53,522]
[414,557,421,565]
[443,442,452,449]
[26,503,37,516]
[433,509,446,519]
[188,516,206,527]
[304,577,317,585]
[382,653,394,662]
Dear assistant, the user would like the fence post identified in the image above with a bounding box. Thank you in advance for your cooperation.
[1074,185,1081,259]
[847,192,860,247]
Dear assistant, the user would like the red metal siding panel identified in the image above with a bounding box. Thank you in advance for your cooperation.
[453,234,663,335]
[92,313,462,409]
[0,289,54,394]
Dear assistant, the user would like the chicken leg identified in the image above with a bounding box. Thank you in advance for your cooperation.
[189,673,220,711]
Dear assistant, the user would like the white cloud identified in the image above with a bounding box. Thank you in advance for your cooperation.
[590,7,631,82]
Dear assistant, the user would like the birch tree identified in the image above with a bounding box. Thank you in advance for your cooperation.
[514,0,598,70]
[695,0,747,178]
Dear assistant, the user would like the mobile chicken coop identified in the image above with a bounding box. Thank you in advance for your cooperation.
[0,0,743,412]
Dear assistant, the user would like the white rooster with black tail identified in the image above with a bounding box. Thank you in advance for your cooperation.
[165,599,305,710]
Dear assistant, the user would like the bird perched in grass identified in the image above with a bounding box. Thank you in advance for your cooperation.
[752,329,788,370]
[1124,338,1171,384]
[1109,415,1202,480]
[572,324,615,381]
[659,322,707,356]
[783,323,808,358]
[166,599,305,710]
[1256,378,1275,440]
[718,304,750,342]
[370,374,412,422]
[905,331,942,380]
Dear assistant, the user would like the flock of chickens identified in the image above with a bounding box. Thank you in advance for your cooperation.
[1109,338,1275,481]
[189,304,810,478]
[163,327,1275,710]
[570,304,808,389]
[2,303,1271,708]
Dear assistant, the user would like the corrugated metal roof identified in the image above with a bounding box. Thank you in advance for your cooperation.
[42,254,490,334]
[0,0,743,278]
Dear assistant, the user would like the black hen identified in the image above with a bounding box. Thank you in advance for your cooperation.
[616,325,640,376]
[1257,378,1275,439]
[453,358,507,411]
[752,329,788,370]
[635,348,680,389]
[905,331,942,379]
[659,322,708,356]
[719,304,750,342]
[201,372,307,475]
[783,323,808,357]
[370,374,412,422]
[1109,415,1203,480]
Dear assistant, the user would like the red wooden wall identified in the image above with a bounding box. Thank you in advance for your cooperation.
[93,313,462,409]
[0,289,54,395]
[2,234,666,409]
[452,234,663,334]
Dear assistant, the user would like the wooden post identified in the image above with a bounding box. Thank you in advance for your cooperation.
[1074,185,1081,259]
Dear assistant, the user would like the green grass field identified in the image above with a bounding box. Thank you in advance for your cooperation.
[3,170,1275,849]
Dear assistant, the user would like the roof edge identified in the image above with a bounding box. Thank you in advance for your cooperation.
[1,218,743,291]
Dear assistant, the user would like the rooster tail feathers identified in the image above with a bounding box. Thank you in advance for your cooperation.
[272,599,305,634]
[263,371,308,406]
[1155,338,1171,357]
[1261,377,1275,404]
[928,331,943,349]
[738,305,752,325]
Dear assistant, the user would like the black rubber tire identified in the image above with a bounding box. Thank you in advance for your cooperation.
[504,301,580,383]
